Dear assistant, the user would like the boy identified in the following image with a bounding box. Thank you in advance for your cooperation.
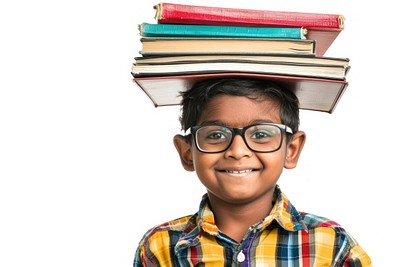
[133,78,371,266]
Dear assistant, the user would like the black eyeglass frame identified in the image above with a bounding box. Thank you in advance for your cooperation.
[185,123,294,153]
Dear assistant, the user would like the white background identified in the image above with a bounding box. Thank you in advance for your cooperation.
[0,0,398,266]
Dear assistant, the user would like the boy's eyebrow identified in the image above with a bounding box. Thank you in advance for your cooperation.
[252,119,275,124]
[198,119,276,126]
[198,120,223,126]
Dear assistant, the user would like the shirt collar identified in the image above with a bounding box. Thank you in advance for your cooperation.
[262,185,308,232]
[175,186,307,253]
[198,185,308,235]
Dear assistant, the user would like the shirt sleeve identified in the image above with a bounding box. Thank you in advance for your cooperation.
[133,244,144,267]
[342,243,372,267]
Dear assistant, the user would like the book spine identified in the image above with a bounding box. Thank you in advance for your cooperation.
[139,23,306,39]
[154,3,344,30]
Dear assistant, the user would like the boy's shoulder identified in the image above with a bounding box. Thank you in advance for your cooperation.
[298,211,357,243]
[138,213,197,243]
[299,211,342,229]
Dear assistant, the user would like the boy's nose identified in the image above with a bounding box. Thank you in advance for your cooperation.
[224,135,252,159]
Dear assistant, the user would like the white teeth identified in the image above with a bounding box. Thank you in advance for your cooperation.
[226,169,252,174]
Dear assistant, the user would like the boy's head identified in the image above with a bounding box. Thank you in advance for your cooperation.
[178,77,300,133]
[173,77,306,205]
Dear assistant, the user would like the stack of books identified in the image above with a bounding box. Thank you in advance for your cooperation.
[131,3,350,113]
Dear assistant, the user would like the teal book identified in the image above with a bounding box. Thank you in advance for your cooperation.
[139,23,306,39]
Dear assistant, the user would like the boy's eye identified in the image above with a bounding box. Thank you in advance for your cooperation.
[206,131,228,141]
[248,126,279,144]
[250,130,273,139]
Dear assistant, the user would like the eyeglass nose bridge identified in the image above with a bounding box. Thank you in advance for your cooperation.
[231,127,246,136]
[226,127,252,151]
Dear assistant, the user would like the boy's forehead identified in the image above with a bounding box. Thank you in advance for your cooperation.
[198,95,281,125]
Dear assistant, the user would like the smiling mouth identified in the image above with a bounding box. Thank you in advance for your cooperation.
[225,169,253,174]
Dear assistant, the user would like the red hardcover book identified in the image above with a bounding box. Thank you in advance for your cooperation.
[154,3,345,56]
[132,72,348,113]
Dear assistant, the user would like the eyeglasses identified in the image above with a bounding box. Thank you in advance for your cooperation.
[186,123,293,153]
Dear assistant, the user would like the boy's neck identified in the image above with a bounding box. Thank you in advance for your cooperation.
[207,191,274,243]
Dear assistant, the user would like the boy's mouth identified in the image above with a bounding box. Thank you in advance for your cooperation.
[225,169,253,174]
[217,168,261,175]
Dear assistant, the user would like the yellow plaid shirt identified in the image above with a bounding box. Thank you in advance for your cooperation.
[134,186,371,266]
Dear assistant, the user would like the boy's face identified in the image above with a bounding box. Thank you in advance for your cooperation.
[174,94,305,205]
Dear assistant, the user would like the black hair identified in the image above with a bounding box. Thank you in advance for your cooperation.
[178,77,300,133]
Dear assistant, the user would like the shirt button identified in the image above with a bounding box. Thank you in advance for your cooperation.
[237,250,245,262]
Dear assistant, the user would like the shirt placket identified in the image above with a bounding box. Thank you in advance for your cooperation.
[232,225,260,267]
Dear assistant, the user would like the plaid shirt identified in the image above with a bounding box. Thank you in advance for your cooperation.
[134,186,371,266]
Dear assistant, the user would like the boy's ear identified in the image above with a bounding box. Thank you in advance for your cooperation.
[173,134,195,171]
[284,131,306,169]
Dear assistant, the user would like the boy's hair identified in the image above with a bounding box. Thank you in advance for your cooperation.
[178,77,300,132]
